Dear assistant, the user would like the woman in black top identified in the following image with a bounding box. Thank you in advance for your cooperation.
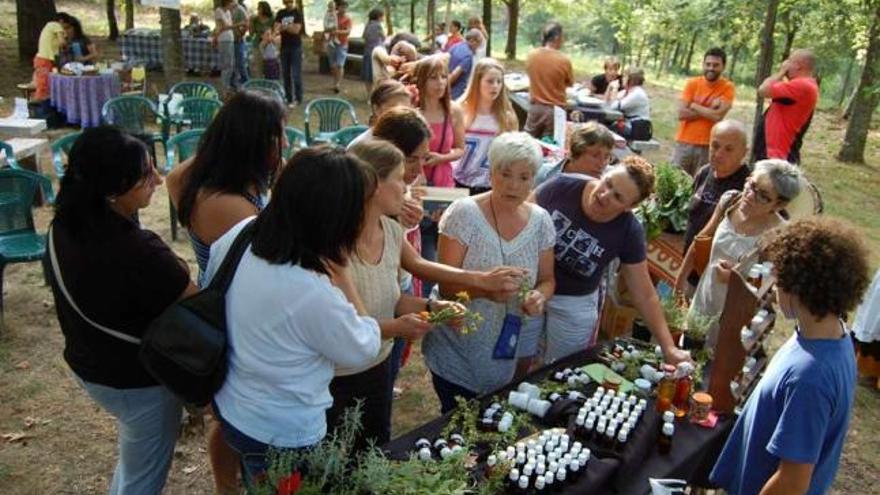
[48,127,197,495]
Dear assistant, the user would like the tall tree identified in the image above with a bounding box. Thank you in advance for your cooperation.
[751,0,781,161]
[383,0,394,36]
[483,0,492,57]
[159,7,183,90]
[16,0,56,60]
[106,0,120,40]
[426,0,436,43]
[125,0,135,31]
[838,1,880,163]
[502,0,520,60]
[410,0,417,33]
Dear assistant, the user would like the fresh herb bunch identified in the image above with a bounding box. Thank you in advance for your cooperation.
[517,271,531,305]
[636,162,694,239]
[660,294,687,331]
[421,291,484,335]
[442,396,534,451]
[684,311,718,340]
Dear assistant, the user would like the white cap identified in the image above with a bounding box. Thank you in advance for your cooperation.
[440,447,452,459]
[523,464,534,476]
[663,410,675,423]
[535,475,546,490]
[506,446,516,458]
[536,463,545,475]
[509,468,519,481]
[570,459,580,472]
[549,460,558,473]
[557,467,567,481]
[662,422,675,436]
[487,454,497,466]
[545,471,555,484]
[418,447,432,461]
[518,475,529,489]
[618,429,629,443]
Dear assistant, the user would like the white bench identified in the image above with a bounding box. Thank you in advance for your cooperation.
[629,139,661,154]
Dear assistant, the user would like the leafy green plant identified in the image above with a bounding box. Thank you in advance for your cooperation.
[660,294,687,331]
[636,162,694,239]
[442,396,534,452]
[683,311,718,341]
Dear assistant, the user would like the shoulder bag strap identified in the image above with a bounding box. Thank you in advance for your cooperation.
[205,219,257,293]
[48,224,141,345]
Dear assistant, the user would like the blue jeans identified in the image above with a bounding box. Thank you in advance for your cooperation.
[233,40,249,87]
[431,372,478,415]
[215,403,309,489]
[77,376,182,495]
[280,45,303,104]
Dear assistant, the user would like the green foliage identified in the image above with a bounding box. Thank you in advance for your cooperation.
[636,162,693,240]
[442,396,535,451]
[660,293,687,331]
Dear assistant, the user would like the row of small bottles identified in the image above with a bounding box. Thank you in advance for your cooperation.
[488,430,589,493]
[573,386,645,451]
[414,433,465,461]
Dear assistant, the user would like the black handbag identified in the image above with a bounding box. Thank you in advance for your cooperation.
[138,220,256,406]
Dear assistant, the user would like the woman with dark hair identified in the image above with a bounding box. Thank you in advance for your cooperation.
[249,1,275,78]
[361,7,386,95]
[62,15,98,64]
[205,146,382,485]
[165,89,285,494]
[347,79,414,148]
[48,127,197,494]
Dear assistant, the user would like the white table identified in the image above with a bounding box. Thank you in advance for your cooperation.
[0,118,47,137]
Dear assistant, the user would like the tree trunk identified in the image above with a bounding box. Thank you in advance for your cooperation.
[105,0,119,41]
[838,4,880,163]
[411,0,417,33]
[781,23,798,62]
[296,0,307,36]
[17,0,57,60]
[426,0,436,44]
[838,53,857,108]
[125,0,135,30]
[683,30,698,74]
[383,0,393,35]
[504,0,519,60]
[670,41,682,71]
[751,0,781,162]
[729,44,742,80]
[636,36,646,67]
[159,7,183,88]
[483,0,492,57]
[444,0,452,27]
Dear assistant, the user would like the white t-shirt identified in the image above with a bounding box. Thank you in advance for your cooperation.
[215,7,235,42]
[207,218,382,448]
[453,113,500,188]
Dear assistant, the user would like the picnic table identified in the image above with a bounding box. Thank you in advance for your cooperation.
[382,348,733,494]
[505,73,625,126]
[49,72,121,128]
[121,28,220,72]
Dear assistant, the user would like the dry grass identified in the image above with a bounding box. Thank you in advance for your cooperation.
[0,1,878,493]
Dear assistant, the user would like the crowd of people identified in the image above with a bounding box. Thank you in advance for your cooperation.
[37,5,869,495]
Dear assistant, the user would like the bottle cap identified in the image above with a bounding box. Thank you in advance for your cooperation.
[415,438,431,449]
[535,476,546,489]
[487,454,497,466]
[662,422,675,436]
[618,429,629,443]
[433,438,448,449]
[509,468,519,482]
[549,460,559,473]
[536,463,545,475]
[518,475,529,489]
[557,468,567,481]
[570,459,580,472]
[506,446,516,458]
[418,447,432,461]
[662,410,675,423]
[545,471,555,484]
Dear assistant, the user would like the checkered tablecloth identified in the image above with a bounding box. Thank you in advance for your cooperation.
[121,29,219,72]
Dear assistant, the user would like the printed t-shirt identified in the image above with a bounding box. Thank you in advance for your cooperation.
[275,8,304,49]
[535,174,646,296]
[683,162,750,251]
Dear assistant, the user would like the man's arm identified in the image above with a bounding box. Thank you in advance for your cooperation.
[759,460,814,495]
[678,99,699,121]
[448,65,464,86]
[758,61,789,98]
[689,99,732,122]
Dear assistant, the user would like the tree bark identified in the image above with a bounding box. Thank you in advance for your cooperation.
[684,30,698,74]
[483,0,492,57]
[125,0,135,30]
[838,3,880,163]
[838,53,857,108]
[383,0,393,35]
[411,0,417,33]
[159,7,183,89]
[751,0,781,163]
[105,0,119,40]
[504,0,519,60]
[17,0,57,60]
[781,21,798,62]
[729,44,742,81]
[444,0,452,27]
[426,0,436,44]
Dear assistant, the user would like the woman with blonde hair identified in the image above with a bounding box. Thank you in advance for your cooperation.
[453,58,518,195]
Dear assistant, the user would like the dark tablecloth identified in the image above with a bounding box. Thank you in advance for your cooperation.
[49,73,121,128]
[383,350,733,494]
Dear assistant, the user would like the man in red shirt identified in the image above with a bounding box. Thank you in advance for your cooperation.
[753,49,818,164]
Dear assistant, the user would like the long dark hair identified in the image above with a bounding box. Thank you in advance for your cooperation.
[257,1,273,18]
[177,90,285,227]
[54,127,151,240]
[251,146,372,274]
[66,15,90,44]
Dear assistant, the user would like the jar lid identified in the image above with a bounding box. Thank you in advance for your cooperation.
[692,392,713,405]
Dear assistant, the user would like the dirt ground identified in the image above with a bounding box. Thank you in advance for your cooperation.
[1,4,879,494]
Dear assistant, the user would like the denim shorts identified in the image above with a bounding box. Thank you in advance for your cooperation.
[328,42,348,68]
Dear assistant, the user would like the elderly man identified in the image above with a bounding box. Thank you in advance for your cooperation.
[753,49,819,164]
[673,48,736,176]
[679,119,751,289]
[525,23,574,139]
[448,29,484,99]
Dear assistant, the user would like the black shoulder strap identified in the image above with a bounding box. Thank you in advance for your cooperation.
[207,220,257,293]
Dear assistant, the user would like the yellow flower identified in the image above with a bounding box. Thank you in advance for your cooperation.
[455,291,471,303]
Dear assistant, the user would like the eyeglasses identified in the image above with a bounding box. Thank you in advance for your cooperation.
[745,178,775,205]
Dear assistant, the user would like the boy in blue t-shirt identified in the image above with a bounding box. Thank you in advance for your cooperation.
[710,217,870,495]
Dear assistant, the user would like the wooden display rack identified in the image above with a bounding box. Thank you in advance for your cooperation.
[706,271,778,413]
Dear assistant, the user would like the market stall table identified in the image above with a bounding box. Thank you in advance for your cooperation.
[121,28,220,72]
[383,349,733,494]
[49,72,121,128]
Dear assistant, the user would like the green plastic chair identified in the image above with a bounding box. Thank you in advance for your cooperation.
[284,127,307,160]
[0,140,21,170]
[0,168,54,323]
[243,79,285,102]
[50,131,82,180]
[173,98,222,132]
[329,125,369,148]
[168,81,220,101]
[165,129,205,241]
[304,97,359,144]
[101,95,167,162]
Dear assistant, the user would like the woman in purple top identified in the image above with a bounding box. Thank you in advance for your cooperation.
[534,155,689,365]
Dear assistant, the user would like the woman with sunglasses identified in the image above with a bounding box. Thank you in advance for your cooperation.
[678,159,802,347]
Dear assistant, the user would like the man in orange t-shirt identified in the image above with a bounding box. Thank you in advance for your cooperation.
[672,47,735,176]
[525,22,574,139]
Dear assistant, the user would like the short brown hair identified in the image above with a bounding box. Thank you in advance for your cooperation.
[569,121,615,160]
[349,138,404,180]
[761,217,870,318]
[620,155,654,204]
[372,107,431,157]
